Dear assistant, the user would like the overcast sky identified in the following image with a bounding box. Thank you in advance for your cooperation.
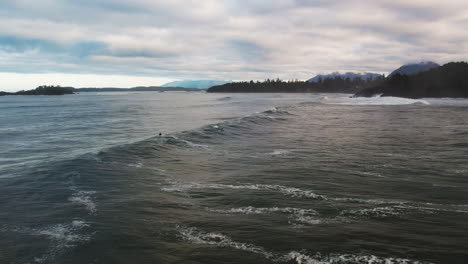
[1,0,467,91]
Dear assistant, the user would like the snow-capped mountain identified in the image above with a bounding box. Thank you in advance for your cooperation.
[307,72,383,82]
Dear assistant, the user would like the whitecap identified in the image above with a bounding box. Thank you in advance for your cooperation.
[161,181,325,200]
[208,206,323,226]
[177,226,274,259]
[207,206,318,216]
[340,206,407,218]
[285,251,432,264]
[361,171,386,178]
[177,226,432,263]
[326,96,430,106]
[340,204,468,219]
[127,162,144,168]
[8,220,93,263]
[180,139,210,148]
[269,149,291,156]
[432,183,458,188]
[68,190,97,214]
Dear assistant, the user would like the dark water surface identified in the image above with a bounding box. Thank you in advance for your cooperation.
[1,92,467,264]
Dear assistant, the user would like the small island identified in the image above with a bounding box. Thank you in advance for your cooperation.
[0,85,201,96]
[0,85,75,96]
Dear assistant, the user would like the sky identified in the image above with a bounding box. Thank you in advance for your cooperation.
[0,0,467,91]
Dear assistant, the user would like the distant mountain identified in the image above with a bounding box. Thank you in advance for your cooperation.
[161,80,229,89]
[354,62,468,98]
[388,61,439,77]
[308,72,383,82]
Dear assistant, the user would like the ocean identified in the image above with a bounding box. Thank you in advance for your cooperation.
[0,92,467,264]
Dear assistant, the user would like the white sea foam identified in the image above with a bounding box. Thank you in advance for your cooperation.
[361,171,386,178]
[325,96,430,106]
[285,251,431,264]
[269,149,291,156]
[207,206,318,216]
[208,206,323,226]
[68,190,97,214]
[340,204,468,219]
[162,182,325,200]
[33,222,91,263]
[177,226,274,259]
[127,162,144,168]
[36,224,86,244]
[163,181,451,210]
[292,215,322,225]
[177,226,432,263]
[340,206,408,218]
[180,139,210,149]
[9,220,93,263]
[432,183,458,188]
[330,197,405,205]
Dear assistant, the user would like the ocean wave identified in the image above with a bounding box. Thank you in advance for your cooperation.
[207,206,321,225]
[127,162,144,168]
[324,96,431,106]
[263,106,292,115]
[162,181,415,206]
[285,251,432,264]
[340,204,468,219]
[162,181,325,200]
[207,206,318,216]
[162,181,411,205]
[268,149,291,156]
[177,226,432,263]
[177,226,274,259]
[88,104,291,163]
[153,136,210,149]
[432,183,458,188]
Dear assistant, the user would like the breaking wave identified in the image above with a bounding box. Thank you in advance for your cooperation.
[162,181,325,200]
[177,226,433,263]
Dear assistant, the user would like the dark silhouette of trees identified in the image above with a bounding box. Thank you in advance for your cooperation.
[354,62,468,98]
[207,75,384,93]
[0,85,75,96]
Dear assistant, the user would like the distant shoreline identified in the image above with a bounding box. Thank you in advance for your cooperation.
[0,86,204,96]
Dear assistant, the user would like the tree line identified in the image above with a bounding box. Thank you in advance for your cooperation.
[207,76,385,93]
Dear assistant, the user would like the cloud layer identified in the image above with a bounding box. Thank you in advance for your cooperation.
[0,0,467,90]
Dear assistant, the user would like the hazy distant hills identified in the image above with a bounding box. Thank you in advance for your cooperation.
[388,61,439,77]
[161,80,229,89]
[307,72,383,82]
[0,86,201,96]
[75,86,200,92]
[354,62,468,98]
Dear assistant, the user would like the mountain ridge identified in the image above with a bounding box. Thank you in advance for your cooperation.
[388,61,439,77]
[308,72,383,82]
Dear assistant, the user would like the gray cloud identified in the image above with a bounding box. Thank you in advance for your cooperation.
[0,0,467,87]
